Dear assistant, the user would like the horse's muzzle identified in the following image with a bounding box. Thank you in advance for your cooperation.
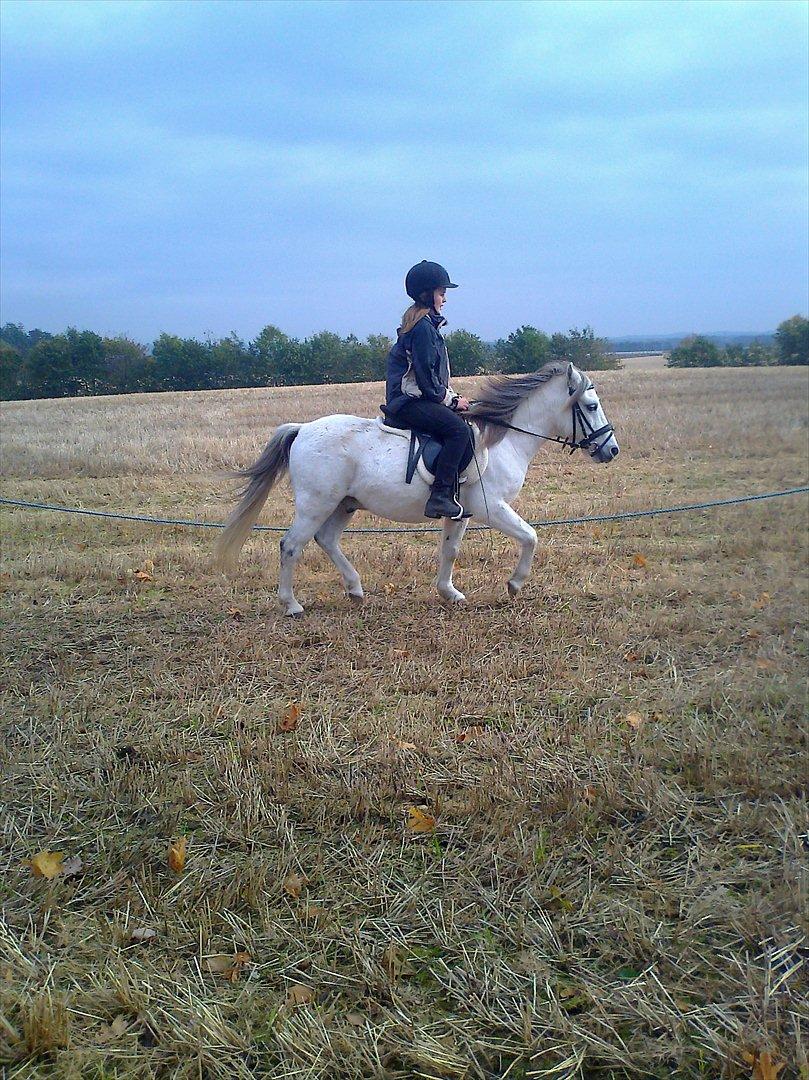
[594,442,620,463]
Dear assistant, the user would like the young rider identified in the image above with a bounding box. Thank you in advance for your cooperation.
[384,261,472,520]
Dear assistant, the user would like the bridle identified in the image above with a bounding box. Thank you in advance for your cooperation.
[470,382,616,457]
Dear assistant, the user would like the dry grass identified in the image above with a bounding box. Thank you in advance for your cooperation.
[1,367,808,1079]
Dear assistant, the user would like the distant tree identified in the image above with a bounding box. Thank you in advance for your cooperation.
[445,329,488,375]
[101,336,153,393]
[1,323,30,354]
[731,341,773,366]
[339,334,375,382]
[151,334,215,391]
[667,336,723,368]
[208,333,250,389]
[1,323,55,357]
[22,329,105,397]
[247,325,301,385]
[494,325,550,374]
[23,335,74,397]
[298,331,348,384]
[0,341,24,399]
[363,333,393,381]
[774,315,809,365]
[547,326,620,370]
[66,328,106,392]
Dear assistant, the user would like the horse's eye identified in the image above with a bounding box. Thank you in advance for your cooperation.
[587,403,598,412]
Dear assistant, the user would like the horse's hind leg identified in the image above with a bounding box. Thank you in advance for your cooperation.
[315,499,364,603]
[278,502,332,616]
[436,517,470,603]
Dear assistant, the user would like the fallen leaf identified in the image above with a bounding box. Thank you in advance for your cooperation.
[109,1015,129,1037]
[168,837,187,873]
[742,1048,785,1080]
[383,582,397,596]
[286,983,315,1005]
[624,712,645,731]
[278,703,301,733]
[205,951,251,982]
[345,1011,365,1027]
[581,785,597,806]
[227,607,244,619]
[133,569,153,582]
[591,526,603,540]
[388,647,411,661]
[406,806,436,833]
[754,658,775,671]
[752,592,771,610]
[623,652,640,663]
[453,725,486,744]
[282,872,306,899]
[130,927,157,944]
[300,905,331,926]
[745,629,762,640]
[381,943,402,978]
[392,738,417,751]
[98,1014,130,1042]
[30,851,64,879]
[632,554,647,568]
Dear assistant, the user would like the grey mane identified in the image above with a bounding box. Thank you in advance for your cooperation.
[469,362,581,447]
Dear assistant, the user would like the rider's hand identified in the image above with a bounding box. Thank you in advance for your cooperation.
[455,396,471,412]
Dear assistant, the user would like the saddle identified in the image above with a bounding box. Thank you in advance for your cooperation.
[376,410,489,486]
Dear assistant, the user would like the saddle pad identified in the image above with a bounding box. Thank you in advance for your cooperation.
[376,417,488,485]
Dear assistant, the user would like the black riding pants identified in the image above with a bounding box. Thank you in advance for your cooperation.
[394,399,472,487]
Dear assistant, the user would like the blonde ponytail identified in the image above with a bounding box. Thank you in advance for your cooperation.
[398,303,430,337]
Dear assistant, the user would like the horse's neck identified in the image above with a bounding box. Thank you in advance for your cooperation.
[497,390,559,466]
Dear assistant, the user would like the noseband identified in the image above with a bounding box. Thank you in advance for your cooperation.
[472,382,616,456]
[568,387,616,456]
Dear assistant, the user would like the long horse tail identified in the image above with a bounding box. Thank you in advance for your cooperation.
[216,423,301,571]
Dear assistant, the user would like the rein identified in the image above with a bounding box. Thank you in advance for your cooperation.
[470,384,615,456]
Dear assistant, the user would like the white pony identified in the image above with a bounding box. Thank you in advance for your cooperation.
[217,362,618,615]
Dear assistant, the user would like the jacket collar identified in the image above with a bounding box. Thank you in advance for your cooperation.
[428,310,447,329]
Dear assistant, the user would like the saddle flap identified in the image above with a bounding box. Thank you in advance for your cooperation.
[376,415,488,486]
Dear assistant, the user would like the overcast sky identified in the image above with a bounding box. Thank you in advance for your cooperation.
[1,0,807,344]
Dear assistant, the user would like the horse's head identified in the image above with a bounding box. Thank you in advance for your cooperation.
[470,362,619,462]
[562,364,619,463]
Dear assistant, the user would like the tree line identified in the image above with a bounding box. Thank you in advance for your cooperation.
[0,322,619,401]
[667,316,808,368]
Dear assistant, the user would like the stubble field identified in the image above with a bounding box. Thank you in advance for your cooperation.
[1,365,808,1079]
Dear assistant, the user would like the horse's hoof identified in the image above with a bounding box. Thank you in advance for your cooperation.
[283,604,305,617]
[348,591,364,605]
[440,590,466,604]
[507,580,520,598]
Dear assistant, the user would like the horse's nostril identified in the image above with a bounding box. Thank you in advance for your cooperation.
[611,445,619,458]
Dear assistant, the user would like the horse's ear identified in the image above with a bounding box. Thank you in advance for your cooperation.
[565,362,576,405]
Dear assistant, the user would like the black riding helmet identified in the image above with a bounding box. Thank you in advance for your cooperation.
[405,261,459,305]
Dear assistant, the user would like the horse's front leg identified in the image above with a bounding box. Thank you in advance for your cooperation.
[487,500,538,597]
[435,517,470,603]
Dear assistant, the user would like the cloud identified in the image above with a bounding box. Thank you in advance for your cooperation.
[1,0,806,340]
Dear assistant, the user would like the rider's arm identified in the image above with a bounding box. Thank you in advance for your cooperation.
[409,319,456,407]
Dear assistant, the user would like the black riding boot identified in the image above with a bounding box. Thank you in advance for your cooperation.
[424,480,471,520]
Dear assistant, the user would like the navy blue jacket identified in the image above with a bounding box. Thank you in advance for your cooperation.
[385,312,456,415]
